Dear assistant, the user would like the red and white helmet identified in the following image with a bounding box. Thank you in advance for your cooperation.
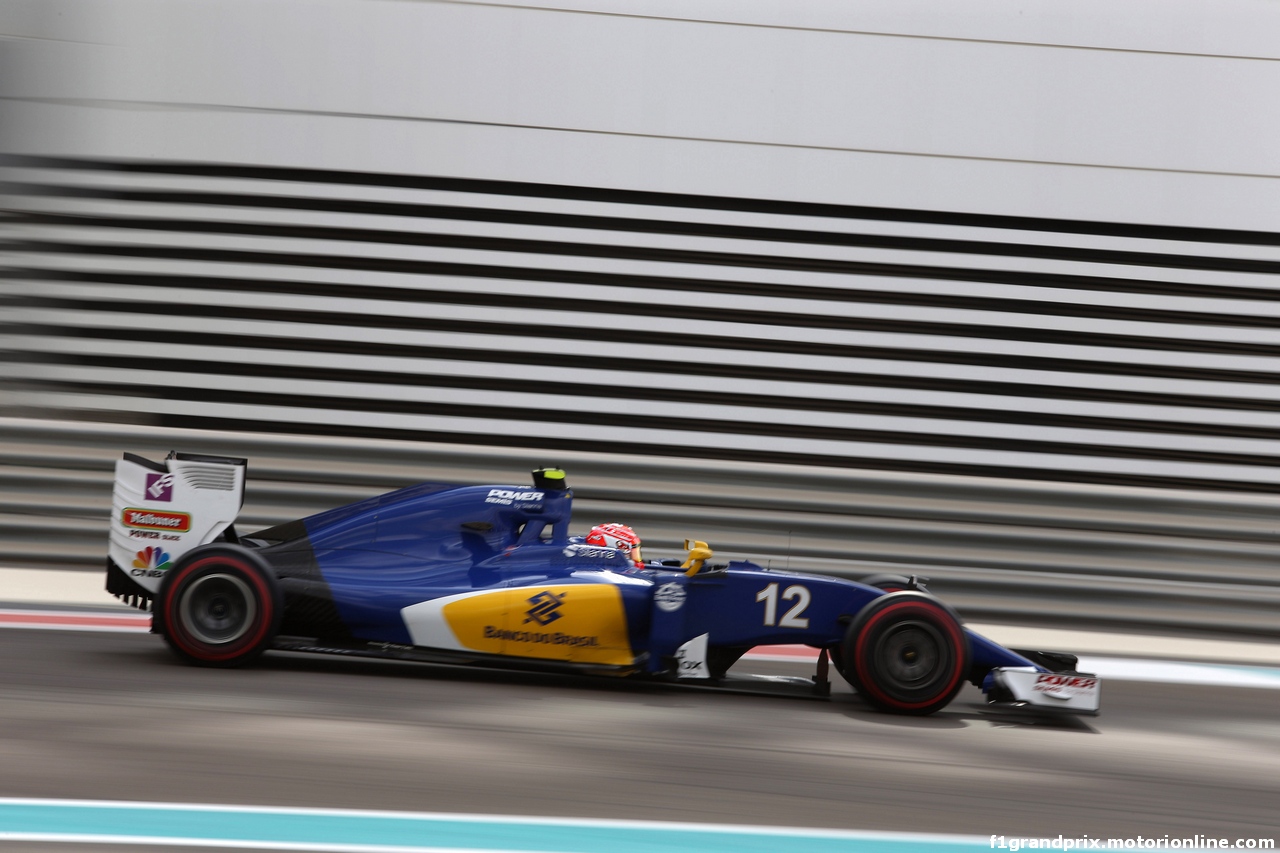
[586,523,643,568]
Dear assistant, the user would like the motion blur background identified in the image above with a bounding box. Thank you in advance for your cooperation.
[3,0,1280,636]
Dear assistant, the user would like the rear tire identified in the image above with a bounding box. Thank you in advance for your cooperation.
[840,592,969,715]
[157,546,281,667]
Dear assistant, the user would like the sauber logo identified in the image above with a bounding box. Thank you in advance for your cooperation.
[122,508,191,532]
[654,582,686,613]
[1034,674,1097,691]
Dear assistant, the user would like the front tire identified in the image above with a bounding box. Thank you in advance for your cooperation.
[157,546,281,667]
[859,573,913,593]
[840,592,970,715]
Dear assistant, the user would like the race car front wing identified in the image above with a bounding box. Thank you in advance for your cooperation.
[987,667,1101,715]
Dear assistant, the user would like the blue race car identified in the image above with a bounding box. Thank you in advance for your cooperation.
[106,452,1100,716]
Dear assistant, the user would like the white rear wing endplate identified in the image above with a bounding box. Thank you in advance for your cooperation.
[108,452,247,601]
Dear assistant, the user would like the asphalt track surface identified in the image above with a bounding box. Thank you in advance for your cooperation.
[1,627,1278,849]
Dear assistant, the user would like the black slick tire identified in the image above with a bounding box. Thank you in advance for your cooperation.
[840,591,970,716]
[156,545,282,668]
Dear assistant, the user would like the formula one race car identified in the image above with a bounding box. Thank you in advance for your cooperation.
[106,452,1100,716]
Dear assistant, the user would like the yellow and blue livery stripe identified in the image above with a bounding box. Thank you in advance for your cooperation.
[401,584,634,666]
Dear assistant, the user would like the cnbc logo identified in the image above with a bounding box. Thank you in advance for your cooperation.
[133,546,172,572]
[524,591,565,626]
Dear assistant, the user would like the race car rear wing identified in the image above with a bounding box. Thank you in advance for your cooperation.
[106,451,247,610]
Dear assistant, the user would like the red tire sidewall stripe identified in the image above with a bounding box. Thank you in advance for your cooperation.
[163,556,274,662]
[852,600,966,711]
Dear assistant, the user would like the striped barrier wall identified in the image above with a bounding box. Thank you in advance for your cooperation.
[1,417,1277,637]
[2,155,1279,496]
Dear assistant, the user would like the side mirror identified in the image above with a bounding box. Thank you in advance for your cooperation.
[681,539,714,576]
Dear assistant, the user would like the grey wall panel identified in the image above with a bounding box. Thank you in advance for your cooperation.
[6,0,1280,226]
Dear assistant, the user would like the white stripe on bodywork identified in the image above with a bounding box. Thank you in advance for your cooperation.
[398,571,649,651]
[400,590,498,651]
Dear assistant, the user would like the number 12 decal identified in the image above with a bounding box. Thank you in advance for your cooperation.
[755,583,811,629]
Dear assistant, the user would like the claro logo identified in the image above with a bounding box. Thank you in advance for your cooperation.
[122,508,191,532]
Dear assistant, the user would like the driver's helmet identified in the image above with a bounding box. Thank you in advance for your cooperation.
[586,523,643,568]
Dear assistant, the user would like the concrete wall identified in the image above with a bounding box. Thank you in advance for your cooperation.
[5,0,1280,225]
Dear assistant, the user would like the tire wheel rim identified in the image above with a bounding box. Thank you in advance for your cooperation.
[179,572,257,645]
[874,620,947,697]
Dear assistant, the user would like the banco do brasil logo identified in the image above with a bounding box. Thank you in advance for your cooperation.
[524,591,565,626]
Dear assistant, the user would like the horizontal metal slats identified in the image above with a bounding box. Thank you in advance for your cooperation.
[3,156,1280,495]
[1,417,1278,637]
